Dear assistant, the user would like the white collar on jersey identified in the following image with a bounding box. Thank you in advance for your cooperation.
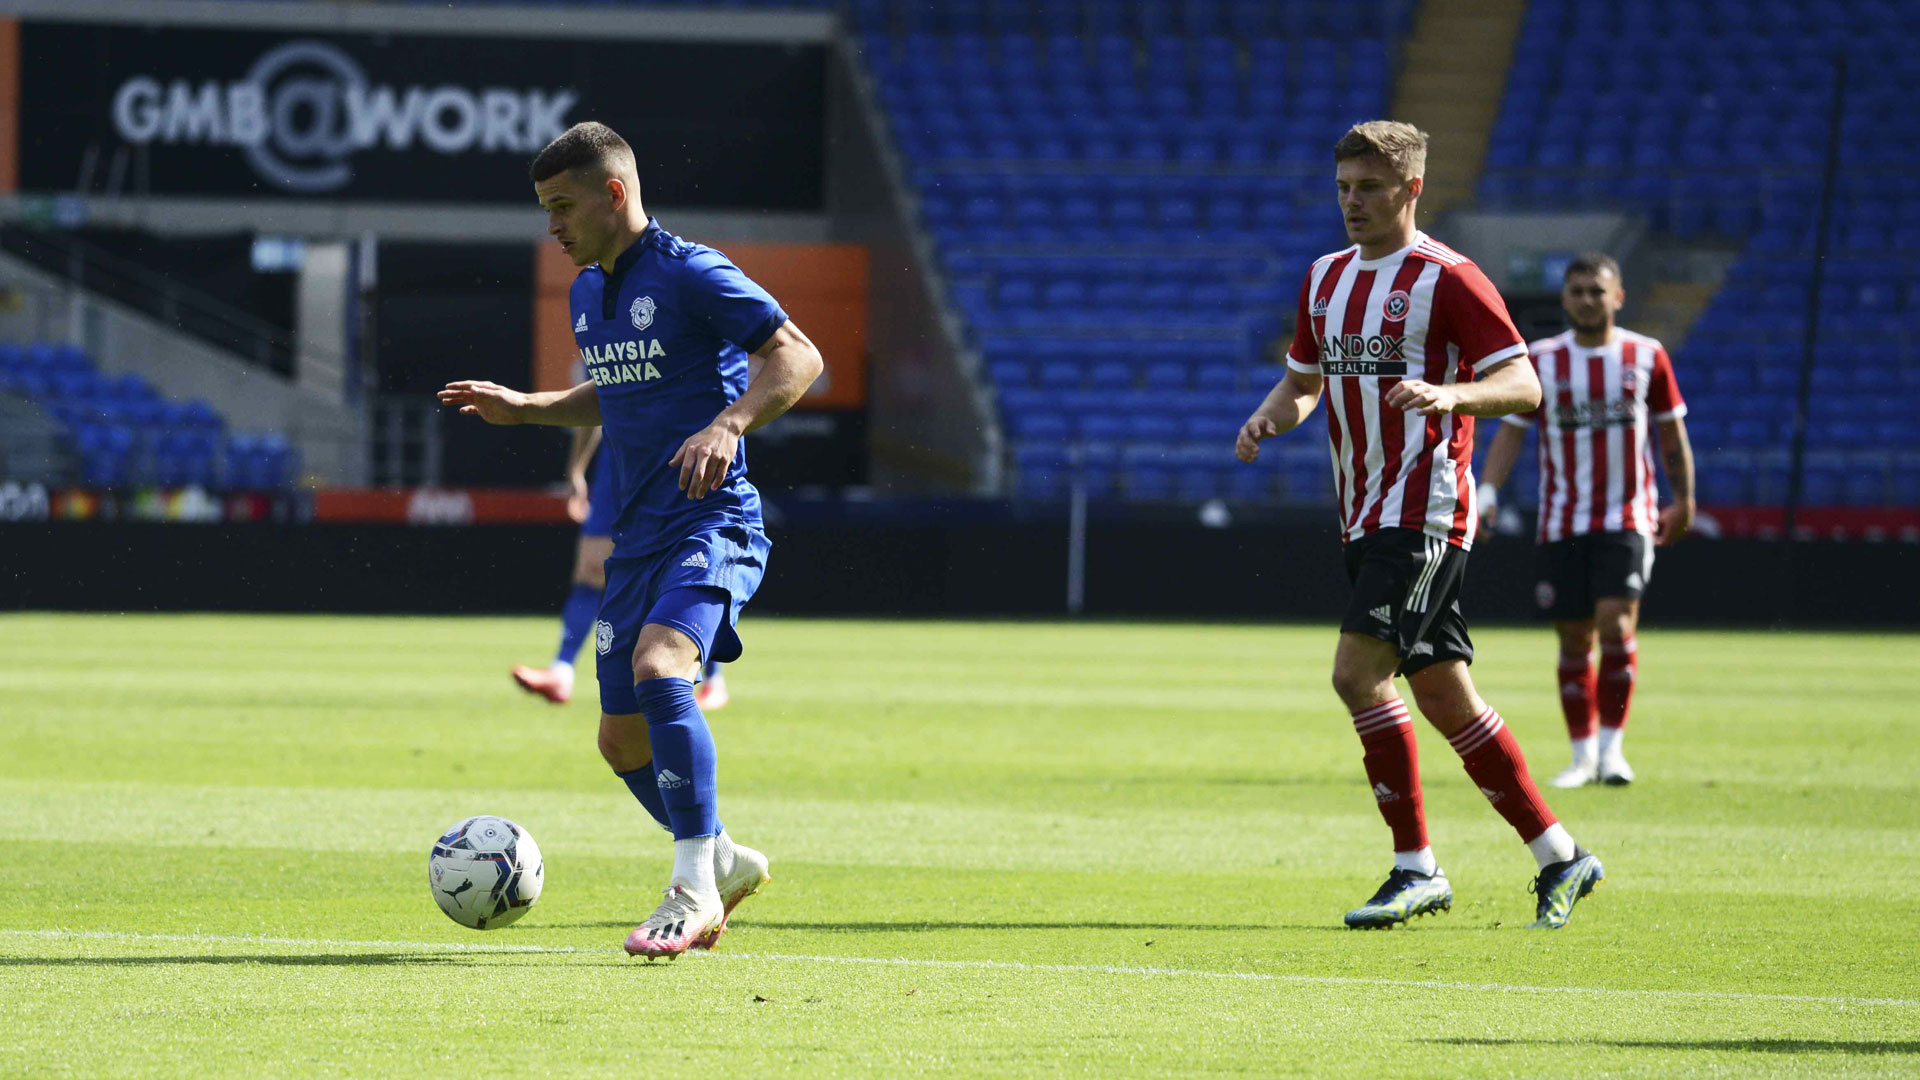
[1350,231,1428,270]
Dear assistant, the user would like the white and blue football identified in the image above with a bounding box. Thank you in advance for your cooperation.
[429,815,544,930]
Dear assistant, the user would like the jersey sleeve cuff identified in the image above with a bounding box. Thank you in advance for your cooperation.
[1472,342,1528,372]
[1285,357,1319,376]
[1500,414,1531,428]
[1652,404,1688,422]
[738,309,789,355]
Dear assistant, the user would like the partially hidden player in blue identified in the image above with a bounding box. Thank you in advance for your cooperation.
[440,122,823,959]
[510,422,616,706]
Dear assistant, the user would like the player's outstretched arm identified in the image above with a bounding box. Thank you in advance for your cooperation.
[1654,417,1696,545]
[671,320,824,499]
[1236,369,1323,463]
[1386,357,1541,418]
[438,379,603,427]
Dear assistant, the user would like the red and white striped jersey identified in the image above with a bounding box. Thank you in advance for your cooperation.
[1287,232,1527,550]
[1507,328,1686,543]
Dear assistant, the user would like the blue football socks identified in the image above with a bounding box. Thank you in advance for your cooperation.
[635,676,720,840]
[555,584,602,666]
[615,765,672,831]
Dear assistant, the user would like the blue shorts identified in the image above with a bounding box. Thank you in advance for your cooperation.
[594,524,770,715]
[581,455,617,538]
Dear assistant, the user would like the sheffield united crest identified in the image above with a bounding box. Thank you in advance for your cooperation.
[1383,290,1411,321]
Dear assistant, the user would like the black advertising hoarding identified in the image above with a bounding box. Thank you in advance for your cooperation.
[17,21,826,208]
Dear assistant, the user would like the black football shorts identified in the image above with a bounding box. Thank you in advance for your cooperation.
[1341,527,1474,676]
[1533,531,1654,620]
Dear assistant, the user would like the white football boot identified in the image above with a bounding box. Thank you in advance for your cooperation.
[1550,754,1599,788]
[1598,748,1635,786]
[696,840,772,950]
[623,885,724,960]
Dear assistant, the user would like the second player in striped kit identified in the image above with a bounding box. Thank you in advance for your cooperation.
[1479,253,1695,788]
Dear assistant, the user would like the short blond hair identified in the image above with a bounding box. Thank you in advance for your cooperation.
[1333,121,1429,181]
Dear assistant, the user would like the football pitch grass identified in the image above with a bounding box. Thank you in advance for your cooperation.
[4,613,1918,1077]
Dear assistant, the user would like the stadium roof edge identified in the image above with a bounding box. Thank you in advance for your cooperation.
[2,0,838,45]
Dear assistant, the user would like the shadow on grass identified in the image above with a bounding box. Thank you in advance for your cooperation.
[538,919,1386,934]
[1429,1038,1920,1056]
[0,953,633,968]
[0,953,470,967]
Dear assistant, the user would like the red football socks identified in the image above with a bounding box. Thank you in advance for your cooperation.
[1447,707,1558,841]
[1598,635,1637,731]
[1558,649,1598,740]
[1352,698,1428,853]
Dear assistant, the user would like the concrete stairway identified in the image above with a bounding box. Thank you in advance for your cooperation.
[1389,0,1529,228]
[1633,280,1720,351]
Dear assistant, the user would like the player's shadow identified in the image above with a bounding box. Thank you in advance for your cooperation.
[544,919,1346,933]
[3,953,483,968]
[1429,1037,1920,1056]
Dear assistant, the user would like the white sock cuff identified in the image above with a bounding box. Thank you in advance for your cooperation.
[671,836,719,897]
[1393,846,1439,876]
[1526,823,1578,868]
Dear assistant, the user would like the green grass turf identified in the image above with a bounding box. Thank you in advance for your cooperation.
[3,613,1918,1077]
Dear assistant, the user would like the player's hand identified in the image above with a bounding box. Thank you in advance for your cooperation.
[1655,500,1695,546]
[438,381,527,425]
[1236,414,1280,463]
[565,474,590,525]
[1385,380,1458,416]
[670,422,740,500]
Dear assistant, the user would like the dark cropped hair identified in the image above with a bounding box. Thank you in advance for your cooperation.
[529,122,639,187]
[1564,252,1621,282]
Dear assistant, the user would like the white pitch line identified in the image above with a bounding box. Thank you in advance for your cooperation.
[5,929,1915,1009]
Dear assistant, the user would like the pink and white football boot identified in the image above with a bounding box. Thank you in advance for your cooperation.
[510,664,572,705]
[623,885,724,960]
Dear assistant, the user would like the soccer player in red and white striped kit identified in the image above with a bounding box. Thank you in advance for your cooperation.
[1479,253,1695,788]
[1237,121,1603,930]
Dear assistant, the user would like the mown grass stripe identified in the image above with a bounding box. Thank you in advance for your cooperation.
[6,929,1913,1009]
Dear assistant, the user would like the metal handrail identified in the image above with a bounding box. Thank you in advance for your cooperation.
[0,224,295,375]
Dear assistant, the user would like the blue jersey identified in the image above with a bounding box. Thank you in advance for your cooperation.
[570,220,788,556]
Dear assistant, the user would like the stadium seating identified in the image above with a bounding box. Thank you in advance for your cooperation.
[1482,0,1920,508]
[0,342,300,490]
[859,0,1407,501]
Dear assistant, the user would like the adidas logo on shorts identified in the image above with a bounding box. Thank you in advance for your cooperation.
[681,552,709,569]
[1370,605,1393,623]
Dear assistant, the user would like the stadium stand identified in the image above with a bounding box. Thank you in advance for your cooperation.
[857,1,1408,501]
[0,343,299,490]
[1482,0,1920,508]
[101,0,1920,511]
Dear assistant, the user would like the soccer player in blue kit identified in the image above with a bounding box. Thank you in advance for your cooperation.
[440,122,823,958]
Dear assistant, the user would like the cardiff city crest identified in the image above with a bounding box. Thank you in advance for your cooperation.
[594,619,615,656]
[630,296,656,331]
